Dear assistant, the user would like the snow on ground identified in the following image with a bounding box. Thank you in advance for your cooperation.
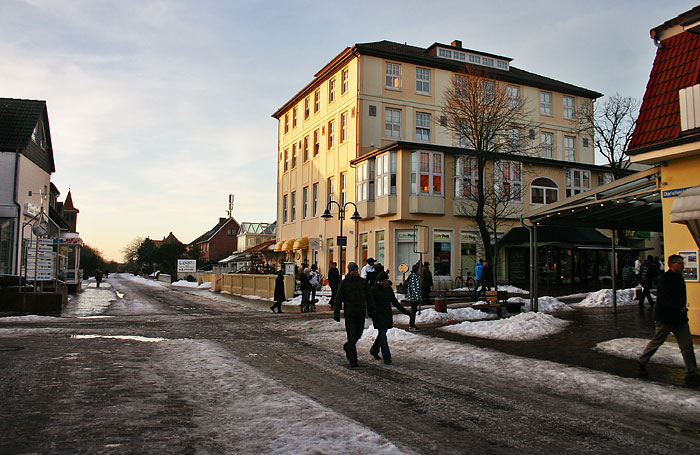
[570,288,637,308]
[116,273,166,288]
[285,294,333,308]
[595,338,700,369]
[395,307,497,325]
[0,315,61,323]
[507,296,573,313]
[439,312,570,341]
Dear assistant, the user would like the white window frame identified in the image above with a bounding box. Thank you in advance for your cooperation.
[376,152,396,198]
[312,183,319,216]
[564,136,576,161]
[327,120,335,148]
[292,107,297,128]
[282,194,288,223]
[327,176,335,203]
[416,68,430,95]
[356,161,374,203]
[541,131,554,158]
[314,89,320,113]
[416,112,431,142]
[304,97,310,119]
[540,91,552,115]
[495,160,522,202]
[340,111,348,143]
[385,62,401,89]
[328,79,336,104]
[508,128,522,154]
[385,107,401,139]
[507,85,521,109]
[342,68,349,94]
[454,155,479,199]
[563,95,575,119]
[291,191,296,222]
[530,177,558,205]
[340,172,347,206]
[302,186,309,219]
[410,151,443,196]
[313,129,320,156]
[566,168,591,197]
[303,136,309,162]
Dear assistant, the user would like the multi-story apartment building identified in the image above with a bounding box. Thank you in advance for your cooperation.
[272,40,612,285]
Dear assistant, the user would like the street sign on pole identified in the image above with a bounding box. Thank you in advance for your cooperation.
[336,235,347,246]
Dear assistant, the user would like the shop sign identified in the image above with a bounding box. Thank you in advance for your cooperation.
[663,187,691,198]
[24,202,41,217]
[336,235,347,246]
[433,231,451,241]
[461,232,478,242]
[177,259,197,273]
[397,232,415,241]
[623,230,651,239]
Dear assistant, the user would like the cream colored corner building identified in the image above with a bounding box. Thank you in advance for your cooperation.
[272,40,613,285]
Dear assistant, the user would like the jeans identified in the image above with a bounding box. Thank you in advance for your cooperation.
[408,301,420,328]
[472,280,485,299]
[370,328,391,361]
[639,285,654,307]
[301,289,311,309]
[343,315,366,364]
[639,321,698,376]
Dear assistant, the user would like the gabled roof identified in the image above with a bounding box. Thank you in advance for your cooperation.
[628,7,700,153]
[63,190,79,213]
[272,40,602,118]
[0,97,56,173]
[191,217,239,245]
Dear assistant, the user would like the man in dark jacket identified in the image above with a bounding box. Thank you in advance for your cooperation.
[638,254,698,383]
[638,255,657,309]
[333,262,374,368]
[369,271,410,364]
[328,262,341,308]
[420,262,433,308]
[271,270,286,313]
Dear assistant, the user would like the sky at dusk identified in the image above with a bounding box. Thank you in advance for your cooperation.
[1,0,695,261]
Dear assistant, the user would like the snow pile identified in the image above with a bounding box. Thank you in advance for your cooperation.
[362,326,423,342]
[595,338,700,368]
[286,294,333,307]
[439,312,570,341]
[571,288,636,308]
[198,281,212,290]
[496,285,528,294]
[395,307,497,325]
[0,315,61,323]
[507,296,573,313]
[117,273,165,288]
[171,280,200,288]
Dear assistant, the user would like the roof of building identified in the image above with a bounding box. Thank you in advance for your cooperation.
[243,239,276,253]
[273,40,602,118]
[63,190,79,213]
[191,217,239,245]
[152,232,181,247]
[651,5,700,36]
[238,222,276,235]
[0,97,56,173]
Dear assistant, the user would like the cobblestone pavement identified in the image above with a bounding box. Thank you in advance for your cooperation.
[0,276,698,454]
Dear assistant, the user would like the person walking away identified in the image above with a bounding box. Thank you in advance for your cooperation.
[634,255,643,284]
[95,268,103,288]
[638,255,657,309]
[405,263,422,330]
[369,271,411,364]
[472,260,483,300]
[638,255,699,383]
[420,262,433,309]
[482,260,492,293]
[300,268,312,312]
[621,261,635,289]
[361,258,377,286]
[271,269,286,313]
[328,262,340,309]
[333,262,374,368]
[309,263,320,310]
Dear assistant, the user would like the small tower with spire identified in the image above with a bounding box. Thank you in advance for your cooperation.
[62,190,79,233]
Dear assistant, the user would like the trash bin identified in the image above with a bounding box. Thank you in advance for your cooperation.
[434,297,447,313]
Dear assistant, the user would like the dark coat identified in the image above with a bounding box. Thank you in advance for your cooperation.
[274,274,286,303]
[328,266,341,290]
[300,272,312,291]
[334,274,374,319]
[421,268,433,295]
[370,284,410,330]
[654,270,688,325]
[640,260,657,286]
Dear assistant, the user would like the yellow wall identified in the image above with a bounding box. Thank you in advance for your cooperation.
[661,156,700,334]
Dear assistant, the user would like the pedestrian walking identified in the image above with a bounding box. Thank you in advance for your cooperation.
[309,263,320,311]
[328,261,340,309]
[300,268,312,312]
[622,261,636,289]
[361,257,378,286]
[472,259,484,300]
[420,262,433,308]
[271,269,286,313]
[482,260,492,293]
[638,254,699,383]
[405,263,422,331]
[95,268,103,288]
[333,262,374,368]
[638,255,658,309]
[369,271,410,364]
[634,255,643,285]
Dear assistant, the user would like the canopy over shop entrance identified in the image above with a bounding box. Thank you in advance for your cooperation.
[670,185,700,248]
[523,166,663,312]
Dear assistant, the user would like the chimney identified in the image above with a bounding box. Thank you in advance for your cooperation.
[451,40,462,49]
[220,217,227,225]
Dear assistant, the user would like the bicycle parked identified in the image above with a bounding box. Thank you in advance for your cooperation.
[454,270,475,291]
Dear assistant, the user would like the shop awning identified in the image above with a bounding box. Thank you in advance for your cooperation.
[500,226,611,249]
[293,237,309,250]
[670,185,700,248]
[218,252,248,264]
[273,241,285,252]
[281,239,295,252]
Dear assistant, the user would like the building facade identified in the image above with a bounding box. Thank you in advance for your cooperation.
[272,40,613,283]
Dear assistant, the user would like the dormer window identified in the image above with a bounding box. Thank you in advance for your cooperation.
[436,46,509,70]
[31,123,46,149]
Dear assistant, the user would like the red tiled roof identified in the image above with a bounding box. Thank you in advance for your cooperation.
[628,31,700,151]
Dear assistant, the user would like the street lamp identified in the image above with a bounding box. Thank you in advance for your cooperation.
[321,200,361,276]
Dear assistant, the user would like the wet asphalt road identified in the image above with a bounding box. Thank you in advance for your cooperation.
[1,275,699,454]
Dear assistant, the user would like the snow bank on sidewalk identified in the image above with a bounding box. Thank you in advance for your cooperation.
[439,312,570,340]
[571,288,636,308]
[394,307,497,325]
[117,273,165,288]
[595,337,700,369]
[507,296,572,313]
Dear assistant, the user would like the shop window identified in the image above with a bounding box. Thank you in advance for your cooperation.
[433,230,452,276]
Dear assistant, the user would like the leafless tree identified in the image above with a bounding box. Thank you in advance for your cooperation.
[442,66,538,271]
[121,236,144,264]
[575,93,640,179]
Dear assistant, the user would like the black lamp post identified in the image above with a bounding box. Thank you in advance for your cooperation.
[321,200,361,276]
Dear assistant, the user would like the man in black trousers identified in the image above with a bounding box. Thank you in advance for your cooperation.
[333,262,374,368]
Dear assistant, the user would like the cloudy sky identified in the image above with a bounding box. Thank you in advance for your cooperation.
[1,0,695,261]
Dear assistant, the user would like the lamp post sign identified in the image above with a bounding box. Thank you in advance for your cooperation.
[336,236,347,246]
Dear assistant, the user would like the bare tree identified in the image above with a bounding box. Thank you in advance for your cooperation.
[575,93,639,179]
[121,236,144,264]
[442,66,538,271]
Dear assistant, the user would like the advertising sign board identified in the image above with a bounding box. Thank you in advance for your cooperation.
[177,259,197,273]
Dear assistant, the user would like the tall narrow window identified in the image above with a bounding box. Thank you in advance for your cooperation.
[375,152,397,197]
[284,149,289,172]
[410,151,443,195]
[508,128,522,154]
[340,111,348,143]
[292,107,297,128]
[284,114,289,133]
[566,169,591,197]
[541,132,554,158]
[312,183,319,216]
[302,187,309,219]
[314,89,320,113]
[291,143,297,168]
[564,136,576,161]
[540,92,552,115]
[385,62,401,89]
[327,177,335,203]
[385,108,401,138]
[454,155,479,198]
[313,129,320,156]
[282,194,288,223]
[304,97,310,119]
[303,136,309,162]
[507,85,521,109]
[327,120,335,148]
[563,96,575,119]
[342,68,349,94]
[291,191,296,221]
[495,160,522,202]
[416,68,430,94]
[340,172,347,206]
[482,80,495,104]
[329,79,336,103]
[356,161,375,202]
[416,112,431,142]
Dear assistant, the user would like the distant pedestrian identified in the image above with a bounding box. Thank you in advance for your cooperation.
[482,260,492,292]
[309,263,320,310]
[328,262,340,308]
[405,263,422,331]
[472,259,484,300]
[638,255,699,383]
[369,271,410,364]
[271,270,286,313]
[634,255,643,285]
[95,268,103,288]
[300,268,312,312]
[361,258,377,286]
[622,261,636,289]
[333,262,374,368]
[638,255,657,309]
[420,262,433,308]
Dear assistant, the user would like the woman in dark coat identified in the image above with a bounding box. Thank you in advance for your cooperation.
[299,268,312,312]
[369,271,410,364]
[271,270,286,313]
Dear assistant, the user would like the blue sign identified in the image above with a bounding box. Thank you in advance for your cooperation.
[336,236,347,246]
[663,187,691,198]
